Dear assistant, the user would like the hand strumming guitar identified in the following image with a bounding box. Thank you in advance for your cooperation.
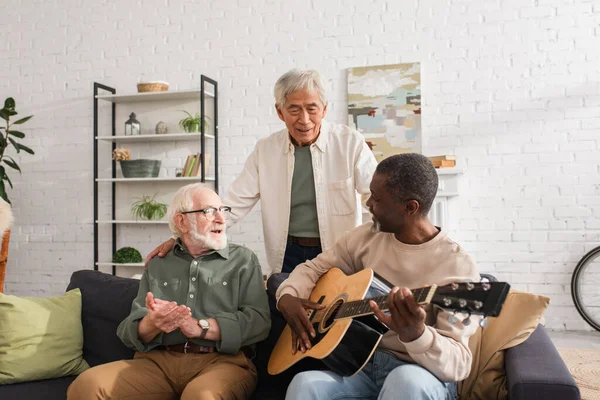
[369,287,426,343]
[278,294,325,354]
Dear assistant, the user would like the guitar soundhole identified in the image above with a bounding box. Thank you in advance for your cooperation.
[321,299,345,331]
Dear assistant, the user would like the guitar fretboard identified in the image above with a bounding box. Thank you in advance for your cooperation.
[334,287,432,320]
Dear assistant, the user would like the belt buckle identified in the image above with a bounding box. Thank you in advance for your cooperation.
[200,345,213,353]
[183,341,190,354]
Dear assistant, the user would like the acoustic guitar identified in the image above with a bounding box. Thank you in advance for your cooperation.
[268,267,510,377]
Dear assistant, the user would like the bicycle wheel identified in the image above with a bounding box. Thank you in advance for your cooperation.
[571,246,600,331]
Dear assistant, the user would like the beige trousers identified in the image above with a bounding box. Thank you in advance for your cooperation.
[67,350,257,400]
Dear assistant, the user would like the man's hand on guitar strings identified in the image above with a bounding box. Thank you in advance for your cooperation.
[370,287,426,343]
[278,294,325,354]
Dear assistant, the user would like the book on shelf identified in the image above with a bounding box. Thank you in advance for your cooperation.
[180,153,212,177]
[185,155,197,177]
[428,155,456,162]
[182,155,193,176]
[431,159,456,168]
[190,153,201,176]
[427,155,456,168]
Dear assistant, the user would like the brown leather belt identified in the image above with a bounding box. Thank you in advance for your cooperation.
[161,342,215,354]
[287,235,321,247]
[160,343,255,359]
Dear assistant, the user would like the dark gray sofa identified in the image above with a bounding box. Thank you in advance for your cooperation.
[0,270,580,400]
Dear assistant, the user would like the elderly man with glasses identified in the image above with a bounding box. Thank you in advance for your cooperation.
[67,183,270,400]
[144,68,377,398]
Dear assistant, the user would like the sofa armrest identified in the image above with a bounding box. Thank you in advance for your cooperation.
[505,324,580,400]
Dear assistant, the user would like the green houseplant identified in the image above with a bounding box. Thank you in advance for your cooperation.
[178,111,210,133]
[131,194,168,220]
[112,247,143,264]
[0,98,34,204]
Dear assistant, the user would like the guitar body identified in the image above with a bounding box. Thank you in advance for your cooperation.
[268,268,389,377]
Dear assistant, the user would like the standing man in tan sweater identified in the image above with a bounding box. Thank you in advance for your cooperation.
[277,153,480,400]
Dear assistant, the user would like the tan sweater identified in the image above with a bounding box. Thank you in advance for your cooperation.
[276,222,480,382]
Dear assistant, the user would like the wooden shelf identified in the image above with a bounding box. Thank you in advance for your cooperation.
[96,220,169,224]
[436,168,465,175]
[96,262,144,267]
[95,89,214,103]
[436,192,460,197]
[96,133,214,142]
[96,177,215,183]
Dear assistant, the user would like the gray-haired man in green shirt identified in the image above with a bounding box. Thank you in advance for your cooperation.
[67,183,271,400]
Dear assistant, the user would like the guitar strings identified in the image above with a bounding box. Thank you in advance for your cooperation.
[334,288,428,320]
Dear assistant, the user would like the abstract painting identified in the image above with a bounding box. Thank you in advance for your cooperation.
[347,63,422,161]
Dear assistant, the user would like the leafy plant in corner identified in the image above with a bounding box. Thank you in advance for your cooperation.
[112,247,143,264]
[131,193,168,220]
[178,111,210,133]
[0,98,34,204]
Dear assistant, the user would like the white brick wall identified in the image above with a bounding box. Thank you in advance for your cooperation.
[2,0,599,331]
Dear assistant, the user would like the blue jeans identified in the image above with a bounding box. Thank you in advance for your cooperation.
[286,350,457,400]
[282,242,323,273]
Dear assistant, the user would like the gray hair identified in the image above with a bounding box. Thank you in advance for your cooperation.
[167,182,207,237]
[274,68,328,109]
[375,153,439,216]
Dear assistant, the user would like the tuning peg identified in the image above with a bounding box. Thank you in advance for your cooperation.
[462,312,472,326]
[479,317,488,328]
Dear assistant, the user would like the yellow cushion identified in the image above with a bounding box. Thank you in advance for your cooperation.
[458,290,550,400]
[0,289,89,384]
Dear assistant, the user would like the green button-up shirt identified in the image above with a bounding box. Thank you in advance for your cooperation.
[117,240,270,354]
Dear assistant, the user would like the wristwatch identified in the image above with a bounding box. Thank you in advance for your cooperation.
[198,319,210,340]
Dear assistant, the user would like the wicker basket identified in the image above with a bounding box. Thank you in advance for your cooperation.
[120,160,161,178]
[137,81,169,93]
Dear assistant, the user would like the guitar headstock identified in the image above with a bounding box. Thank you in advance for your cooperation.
[430,281,510,317]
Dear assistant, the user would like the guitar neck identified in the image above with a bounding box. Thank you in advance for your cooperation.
[334,286,437,320]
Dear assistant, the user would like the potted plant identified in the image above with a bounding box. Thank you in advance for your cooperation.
[131,194,168,220]
[112,247,143,264]
[112,147,161,178]
[178,111,210,133]
[0,98,34,292]
[0,98,34,204]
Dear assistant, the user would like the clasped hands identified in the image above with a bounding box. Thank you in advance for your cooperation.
[144,292,201,338]
[279,287,426,354]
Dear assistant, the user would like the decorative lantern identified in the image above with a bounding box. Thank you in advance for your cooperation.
[125,112,141,135]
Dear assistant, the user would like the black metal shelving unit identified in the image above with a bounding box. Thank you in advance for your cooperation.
[93,76,218,275]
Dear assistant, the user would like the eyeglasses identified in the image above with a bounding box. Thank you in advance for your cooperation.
[180,206,231,221]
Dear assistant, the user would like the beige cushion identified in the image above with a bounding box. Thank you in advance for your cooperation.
[458,290,550,400]
[0,288,89,384]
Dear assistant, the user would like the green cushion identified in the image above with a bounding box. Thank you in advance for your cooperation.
[0,288,89,384]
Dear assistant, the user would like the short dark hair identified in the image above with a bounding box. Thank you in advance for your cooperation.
[375,153,439,215]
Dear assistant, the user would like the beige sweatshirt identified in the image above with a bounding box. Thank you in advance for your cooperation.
[276,222,480,382]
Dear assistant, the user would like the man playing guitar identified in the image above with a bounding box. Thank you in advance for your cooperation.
[277,153,480,400]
